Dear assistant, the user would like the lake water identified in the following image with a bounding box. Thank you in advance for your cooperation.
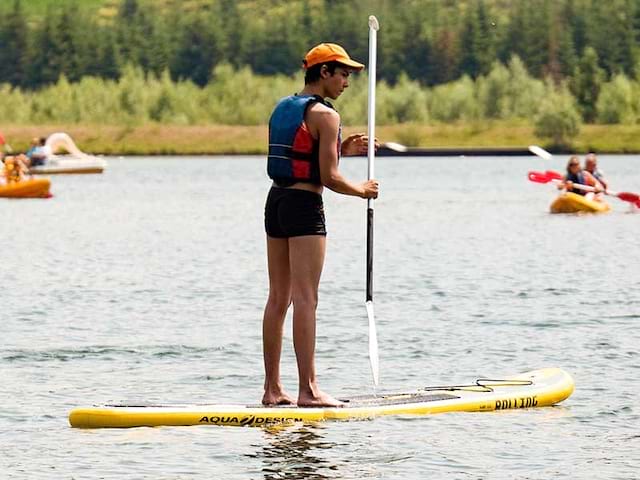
[2,155,639,479]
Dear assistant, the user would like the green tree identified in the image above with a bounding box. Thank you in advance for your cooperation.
[430,29,459,84]
[246,3,309,77]
[596,74,636,123]
[501,0,551,78]
[563,0,587,56]
[54,5,86,83]
[534,81,582,147]
[570,46,605,122]
[0,0,29,86]
[218,0,248,68]
[27,7,61,88]
[586,0,636,76]
[170,15,221,86]
[459,0,495,79]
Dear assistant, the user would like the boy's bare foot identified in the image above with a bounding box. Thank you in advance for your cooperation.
[297,389,344,408]
[262,389,296,406]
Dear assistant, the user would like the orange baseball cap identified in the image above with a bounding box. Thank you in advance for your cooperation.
[302,43,365,71]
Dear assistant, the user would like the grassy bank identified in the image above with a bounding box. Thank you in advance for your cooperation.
[3,122,640,155]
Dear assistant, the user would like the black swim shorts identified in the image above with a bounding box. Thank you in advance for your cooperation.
[264,187,327,238]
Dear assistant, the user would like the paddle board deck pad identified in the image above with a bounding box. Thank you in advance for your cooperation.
[68,368,573,428]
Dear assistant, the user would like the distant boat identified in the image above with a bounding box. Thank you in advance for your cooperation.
[28,133,107,174]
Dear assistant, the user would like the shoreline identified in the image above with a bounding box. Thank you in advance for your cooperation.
[3,123,640,156]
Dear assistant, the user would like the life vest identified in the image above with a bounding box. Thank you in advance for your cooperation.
[3,159,21,183]
[590,169,607,188]
[267,94,341,186]
[566,171,586,195]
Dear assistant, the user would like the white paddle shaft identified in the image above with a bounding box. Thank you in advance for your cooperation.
[366,15,379,386]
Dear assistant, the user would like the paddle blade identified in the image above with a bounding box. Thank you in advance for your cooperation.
[529,145,553,160]
[528,171,552,184]
[366,300,379,386]
[545,170,563,180]
[617,191,640,204]
[382,141,408,153]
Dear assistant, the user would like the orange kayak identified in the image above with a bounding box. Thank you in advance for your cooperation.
[0,178,52,198]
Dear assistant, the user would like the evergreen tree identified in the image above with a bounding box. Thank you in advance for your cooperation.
[430,29,459,84]
[116,0,141,67]
[54,5,85,83]
[399,11,433,85]
[26,7,61,88]
[501,0,551,78]
[100,35,120,80]
[459,0,495,79]
[218,0,247,68]
[84,28,120,80]
[570,46,605,122]
[0,0,29,86]
[586,0,636,76]
[556,1,578,79]
[171,15,220,86]
[563,0,587,56]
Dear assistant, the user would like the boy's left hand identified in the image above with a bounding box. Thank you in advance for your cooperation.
[341,134,379,156]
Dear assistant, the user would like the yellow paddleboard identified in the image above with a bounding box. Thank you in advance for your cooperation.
[69,367,574,428]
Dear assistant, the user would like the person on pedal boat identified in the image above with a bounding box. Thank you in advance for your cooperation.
[25,137,48,168]
[262,43,379,407]
[559,156,603,200]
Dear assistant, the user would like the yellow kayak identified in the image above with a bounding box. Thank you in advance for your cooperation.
[0,178,51,198]
[550,192,610,214]
[69,367,574,428]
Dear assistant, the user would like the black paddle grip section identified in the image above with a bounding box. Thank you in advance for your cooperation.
[366,207,374,302]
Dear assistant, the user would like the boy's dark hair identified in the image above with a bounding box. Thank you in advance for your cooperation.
[304,61,345,84]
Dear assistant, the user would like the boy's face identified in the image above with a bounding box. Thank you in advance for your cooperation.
[323,66,352,100]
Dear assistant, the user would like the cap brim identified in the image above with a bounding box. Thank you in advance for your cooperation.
[340,59,365,71]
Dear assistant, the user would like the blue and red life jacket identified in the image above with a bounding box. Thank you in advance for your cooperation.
[267,94,341,187]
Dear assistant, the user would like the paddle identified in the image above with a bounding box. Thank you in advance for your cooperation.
[382,141,408,153]
[528,170,640,207]
[528,145,553,161]
[366,15,380,386]
[528,170,600,192]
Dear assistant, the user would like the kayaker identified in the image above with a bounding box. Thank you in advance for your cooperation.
[560,156,603,199]
[584,153,608,190]
[262,43,379,407]
[2,156,28,183]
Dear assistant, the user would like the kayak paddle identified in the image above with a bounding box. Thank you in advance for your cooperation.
[528,145,553,161]
[528,170,599,193]
[366,15,380,386]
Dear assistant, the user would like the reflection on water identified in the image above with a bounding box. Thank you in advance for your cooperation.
[248,424,340,480]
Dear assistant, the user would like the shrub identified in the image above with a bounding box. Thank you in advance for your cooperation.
[533,81,581,147]
[596,74,635,124]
